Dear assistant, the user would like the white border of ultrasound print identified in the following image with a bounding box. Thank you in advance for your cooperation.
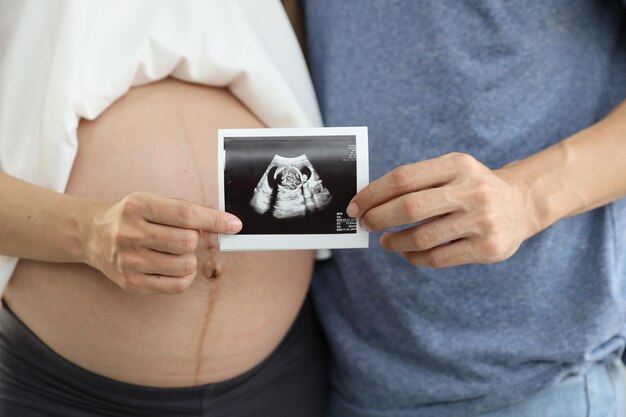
[218,126,369,251]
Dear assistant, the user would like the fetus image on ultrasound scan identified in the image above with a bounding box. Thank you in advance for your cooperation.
[250,154,332,219]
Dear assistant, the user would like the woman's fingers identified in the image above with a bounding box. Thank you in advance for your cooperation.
[142,223,201,255]
[88,191,242,295]
[121,273,196,295]
[126,250,198,277]
[125,192,242,234]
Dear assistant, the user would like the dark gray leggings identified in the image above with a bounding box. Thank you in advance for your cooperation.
[0,297,328,417]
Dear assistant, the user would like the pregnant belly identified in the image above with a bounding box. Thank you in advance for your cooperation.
[3,78,315,387]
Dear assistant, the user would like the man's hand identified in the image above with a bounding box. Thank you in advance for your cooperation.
[347,152,539,268]
[84,192,242,294]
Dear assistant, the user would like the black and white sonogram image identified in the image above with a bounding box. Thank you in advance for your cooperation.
[223,135,357,235]
[250,154,332,219]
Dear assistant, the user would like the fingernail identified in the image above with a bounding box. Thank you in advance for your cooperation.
[359,218,370,232]
[227,219,242,233]
[346,202,360,218]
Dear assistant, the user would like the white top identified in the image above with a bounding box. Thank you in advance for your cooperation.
[0,0,324,294]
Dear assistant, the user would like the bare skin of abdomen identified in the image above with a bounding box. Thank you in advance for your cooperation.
[3,78,315,387]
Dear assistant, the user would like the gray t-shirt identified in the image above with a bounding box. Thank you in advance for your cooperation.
[303,1,626,416]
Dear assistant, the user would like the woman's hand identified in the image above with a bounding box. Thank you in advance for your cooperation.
[347,152,539,268]
[84,192,242,294]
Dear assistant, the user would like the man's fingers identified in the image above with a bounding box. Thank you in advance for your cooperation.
[138,194,242,234]
[360,187,460,232]
[401,239,476,268]
[347,153,460,218]
[379,212,471,252]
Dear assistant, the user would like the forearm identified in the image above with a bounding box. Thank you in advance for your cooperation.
[501,99,626,236]
[0,172,102,263]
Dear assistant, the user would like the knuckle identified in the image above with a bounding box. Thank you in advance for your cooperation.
[122,274,143,292]
[427,252,447,268]
[120,193,143,216]
[180,231,199,252]
[450,152,476,168]
[178,204,198,226]
[477,211,499,234]
[211,212,221,232]
[472,182,496,206]
[118,196,133,214]
[480,237,504,260]
[401,196,423,219]
[411,228,436,251]
[361,186,377,206]
[391,166,413,189]
[362,212,379,230]
[114,229,135,248]
[168,279,192,295]
[182,255,197,275]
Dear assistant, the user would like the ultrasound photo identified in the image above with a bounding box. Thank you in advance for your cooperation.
[218,127,369,251]
[249,154,333,220]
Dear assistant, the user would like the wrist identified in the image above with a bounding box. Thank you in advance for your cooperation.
[495,163,545,240]
[72,199,110,267]
[496,134,592,237]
